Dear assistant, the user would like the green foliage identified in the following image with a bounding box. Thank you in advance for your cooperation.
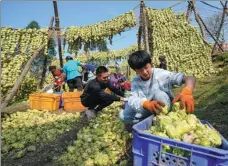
[192,65,228,139]
[26,21,40,29]
[222,53,228,62]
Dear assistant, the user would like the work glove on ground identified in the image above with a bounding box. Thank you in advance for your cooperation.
[172,87,195,113]
[143,100,165,114]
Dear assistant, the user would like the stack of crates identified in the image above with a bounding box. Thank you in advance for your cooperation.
[29,91,87,112]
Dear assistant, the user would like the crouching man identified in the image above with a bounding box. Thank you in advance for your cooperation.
[119,50,196,128]
[81,66,126,119]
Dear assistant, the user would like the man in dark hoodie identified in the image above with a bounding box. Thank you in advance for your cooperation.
[80,66,126,119]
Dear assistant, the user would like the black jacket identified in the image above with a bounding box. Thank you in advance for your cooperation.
[80,78,124,105]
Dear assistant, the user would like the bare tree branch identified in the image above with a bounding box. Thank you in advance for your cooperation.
[212,2,227,54]
[198,15,224,51]
[224,1,228,15]
[220,1,225,8]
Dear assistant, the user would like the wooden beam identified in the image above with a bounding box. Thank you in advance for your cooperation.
[190,1,206,39]
[141,1,150,55]
[186,1,193,23]
[138,1,143,50]
[1,103,30,115]
[53,0,64,68]
[137,27,143,50]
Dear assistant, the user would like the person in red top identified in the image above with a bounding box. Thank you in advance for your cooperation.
[119,79,131,92]
[49,66,65,92]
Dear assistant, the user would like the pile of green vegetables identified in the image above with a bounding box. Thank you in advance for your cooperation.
[1,109,81,158]
[146,7,215,78]
[57,102,131,166]
[146,103,222,148]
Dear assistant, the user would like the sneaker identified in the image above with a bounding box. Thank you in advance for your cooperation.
[85,109,96,120]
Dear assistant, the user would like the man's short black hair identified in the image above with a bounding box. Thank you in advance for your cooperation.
[66,56,73,61]
[128,50,152,70]
[118,79,124,83]
[49,66,56,71]
[159,56,166,61]
[96,66,108,75]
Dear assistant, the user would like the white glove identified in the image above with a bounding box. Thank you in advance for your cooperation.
[120,97,128,102]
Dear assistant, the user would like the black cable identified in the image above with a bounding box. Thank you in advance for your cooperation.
[200,1,222,10]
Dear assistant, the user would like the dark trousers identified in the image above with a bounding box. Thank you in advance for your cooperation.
[54,86,61,92]
[67,76,83,92]
[82,96,113,112]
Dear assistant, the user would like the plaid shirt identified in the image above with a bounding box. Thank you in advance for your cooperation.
[128,68,184,113]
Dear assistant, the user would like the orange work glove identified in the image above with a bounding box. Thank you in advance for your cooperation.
[172,87,195,113]
[143,100,165,114]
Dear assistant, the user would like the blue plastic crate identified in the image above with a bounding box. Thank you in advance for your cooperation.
[132,115,228,166]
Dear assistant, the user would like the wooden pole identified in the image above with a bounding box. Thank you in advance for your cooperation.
[190,1,206,40]
[138,1,143,50]
[141,1,150,55]
[53,0,65,90]
[186,1,193,23]
[53,0,63,68]
[137,27,143,50]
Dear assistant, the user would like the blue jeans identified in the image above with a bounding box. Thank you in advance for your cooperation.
[119,90,171,124]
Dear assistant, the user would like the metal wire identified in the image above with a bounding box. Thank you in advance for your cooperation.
[200,1,222,10]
